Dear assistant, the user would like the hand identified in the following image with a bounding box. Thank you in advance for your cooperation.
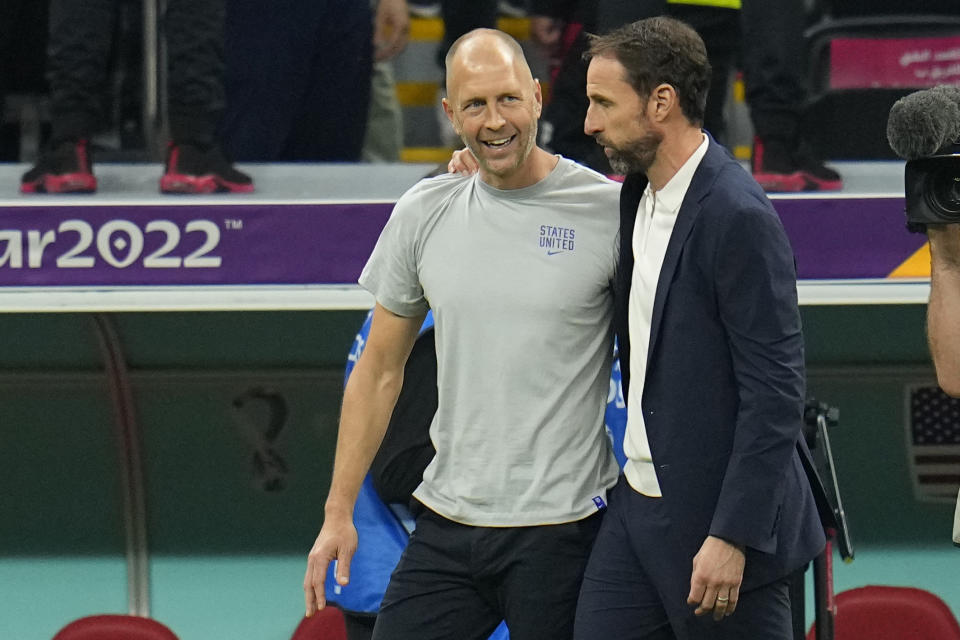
[303,513,358,617]
[374,0,410,61]
[687,535,745,621]
[529,16,562,54]
[447,147,479,176]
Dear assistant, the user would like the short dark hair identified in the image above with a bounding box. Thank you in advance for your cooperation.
[586,17,711,125]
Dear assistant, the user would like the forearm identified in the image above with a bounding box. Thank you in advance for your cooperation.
[324,361,405,519]
[928,224,960,397]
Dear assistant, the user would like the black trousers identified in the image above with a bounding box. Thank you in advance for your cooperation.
[373,506,604,640]
[740,0,806,141]
[439,0,498,66]
[219,0,372,161]
[574,478,794,640]
[46,0,225,144]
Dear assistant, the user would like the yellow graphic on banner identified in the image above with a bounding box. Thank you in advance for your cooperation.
[888,242,932,278]
[669,0,741,9]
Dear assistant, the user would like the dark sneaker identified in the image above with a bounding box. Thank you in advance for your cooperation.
[160,142,254,194]
[20,139,97,194]
[795,142,843,191]
[751,136,806,193]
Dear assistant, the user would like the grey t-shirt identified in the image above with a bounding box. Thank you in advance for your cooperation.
[359,157,621,526]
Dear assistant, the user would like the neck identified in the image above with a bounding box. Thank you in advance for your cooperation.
[646,126,704,192]
[482,147,558,190]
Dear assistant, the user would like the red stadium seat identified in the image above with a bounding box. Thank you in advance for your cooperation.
[52,614,178,640]
[290,606,348,640]
[807,585,960,640]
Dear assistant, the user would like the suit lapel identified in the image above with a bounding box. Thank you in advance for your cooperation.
[645,141,724,372]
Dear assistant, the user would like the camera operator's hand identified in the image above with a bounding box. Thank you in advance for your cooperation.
[927,223,960,397]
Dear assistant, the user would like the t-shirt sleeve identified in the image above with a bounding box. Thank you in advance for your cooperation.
[358,190,430,317]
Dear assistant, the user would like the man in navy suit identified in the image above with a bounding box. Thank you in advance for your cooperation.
[573,17,825,639]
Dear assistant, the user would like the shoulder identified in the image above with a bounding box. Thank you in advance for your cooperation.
[698,154,781,228]
[392,172,473,219]
[546,158,621,211]
[557,157,620,191]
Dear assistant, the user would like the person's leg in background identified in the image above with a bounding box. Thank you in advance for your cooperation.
[362,0,408,163]
[280,0,372,160]
[741,0,842,191]
[669,3,739,146]
[20,0,114,193]
[439,0,497,65]
[220,0,372,161]
[363,60,404,162]
[162,0,252,192]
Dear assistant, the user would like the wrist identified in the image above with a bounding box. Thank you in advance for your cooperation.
[324,499,354,521]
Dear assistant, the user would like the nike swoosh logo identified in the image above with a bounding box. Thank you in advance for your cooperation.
[547,250,565,256]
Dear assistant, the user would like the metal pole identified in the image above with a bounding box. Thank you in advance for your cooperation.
[141,0,161,158]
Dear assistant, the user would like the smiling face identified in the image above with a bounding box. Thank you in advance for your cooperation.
[584,54,663,176]
[443,33,543,189]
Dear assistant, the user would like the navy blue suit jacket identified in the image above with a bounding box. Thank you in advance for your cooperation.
[613,137,825,590]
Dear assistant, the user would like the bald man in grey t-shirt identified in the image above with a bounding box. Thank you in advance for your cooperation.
[304,28,620,640]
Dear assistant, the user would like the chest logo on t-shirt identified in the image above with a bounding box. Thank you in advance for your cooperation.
[539,224,576,256]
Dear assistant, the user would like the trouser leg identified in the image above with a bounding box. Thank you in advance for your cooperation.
[47,0,116,141]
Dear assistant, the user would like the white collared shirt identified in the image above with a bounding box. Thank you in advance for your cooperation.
[624,133,710,497]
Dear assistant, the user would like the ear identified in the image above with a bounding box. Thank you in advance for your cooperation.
[533,79,543,118]
[649,84,677,123]
[441,97,460,134]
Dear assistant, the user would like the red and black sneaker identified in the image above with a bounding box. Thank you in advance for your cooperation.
[751,136,806,193]
[752,136,843,192]
[20,139,97,194]
[795,142,843,191]
[160,142,254,194]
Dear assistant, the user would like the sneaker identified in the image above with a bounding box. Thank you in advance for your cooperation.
[160,142,254,194]
[752,136,843,192]
[795,142,843,191]
[751,136,806,193]
[20,139,97,194]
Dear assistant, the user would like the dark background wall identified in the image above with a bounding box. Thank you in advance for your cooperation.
[0,306,956,639]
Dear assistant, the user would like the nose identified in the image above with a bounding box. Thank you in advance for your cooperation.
[484,104,506,130]
[584,103,600,136]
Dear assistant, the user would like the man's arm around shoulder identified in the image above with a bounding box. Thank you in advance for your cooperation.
[303,303,425,616]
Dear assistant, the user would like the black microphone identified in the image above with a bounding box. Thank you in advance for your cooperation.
[886,85,960,160]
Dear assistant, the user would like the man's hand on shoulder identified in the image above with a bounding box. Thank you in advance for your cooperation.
[448,147,479,176]
[687,535,745,621]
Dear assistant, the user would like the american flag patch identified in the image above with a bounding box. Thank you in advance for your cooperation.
[907,384,960,503]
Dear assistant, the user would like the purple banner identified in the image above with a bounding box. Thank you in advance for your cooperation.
[0,196,926,287]
[0,203,394,286]
[773,197,925,280]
